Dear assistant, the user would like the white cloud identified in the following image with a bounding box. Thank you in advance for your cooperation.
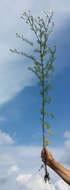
[0,135,70,189]
[0,60,35,105]
[8,165,19,175]
[16,173,32,185]
[16,173,55,190]
[0,0,70,105]
[0,130,14,145]
[16,172,70,190]
[55,180,70,190]
[64,131,70,139]
[58,131,70,166]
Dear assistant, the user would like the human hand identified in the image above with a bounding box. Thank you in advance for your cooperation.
[41,148,54,166]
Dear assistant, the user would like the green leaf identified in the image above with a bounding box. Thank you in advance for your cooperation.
[41,41,46,47]
[44,136,51,146]
[45,121,50,130]
[45,112,54,119]
[28,66,35,73]
[16,33,33,46]
[37,39,41,44]
[48,29,53,36]
[43,49,48,56]
[48,63,54,72]
[34,61,41,66]
[33,65,41,73]
[40,90,44,96]
[28,66,41,79]
[10,49,36,62]
[50,113,55,119]
[48,129,52,136]
[16,33,20,38]
[53,45,56,54]
[45,122,52,136]
[52,22,54,27]
[34,49,41,53]
[44,84,53,92]
[45,97,52,104]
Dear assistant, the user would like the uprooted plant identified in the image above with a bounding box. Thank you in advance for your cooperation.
[10,9,56,182]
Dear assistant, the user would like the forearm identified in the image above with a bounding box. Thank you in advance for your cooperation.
[49,159,70,185]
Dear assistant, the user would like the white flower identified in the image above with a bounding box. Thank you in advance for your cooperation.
[50,8,54,13]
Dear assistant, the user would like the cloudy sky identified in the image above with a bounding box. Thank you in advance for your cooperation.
[0,0,70,189]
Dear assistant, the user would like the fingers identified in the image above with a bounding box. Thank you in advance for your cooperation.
[41,147,46,155]
[41,148,47,164]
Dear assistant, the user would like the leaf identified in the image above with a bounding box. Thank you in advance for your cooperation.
[28,66,35,73]
[48,129,52,136]
[45,112,54,119]
[52,22,54,27]
[48,29,53,36]
[33,65,41,73]
[53,45,56,54]
[16,33,33,46]
[41,41,46,47]
[16,33,20,38]
[40,90,44,96]
[44,136,51,146]
[9,49,19,54]
[34,49,41,53]
[43,49,48,56]
[34,61,41,66]
[48,63,54,72]
[45,121,50,130]
[45,97,52,104]
[10,49,36,61]
[50,113,55,119]
[46,138,51,145]
[37,39,41,44]
[44,84,53,92]
[45,122,52,136]
[28,66,41,79]
[10,50,39,64]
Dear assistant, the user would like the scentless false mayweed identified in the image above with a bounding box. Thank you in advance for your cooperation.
[10,9,56,183]
[37,16,40,19]
[42,10,46,13]
[50,8,54,13]
[24,11,26,15]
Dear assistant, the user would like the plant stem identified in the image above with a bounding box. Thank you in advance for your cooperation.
[39,28,45,148]
[42,63,45,147]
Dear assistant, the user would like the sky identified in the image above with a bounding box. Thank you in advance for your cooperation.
[0,0,70,189]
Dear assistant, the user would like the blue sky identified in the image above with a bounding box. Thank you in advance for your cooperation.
[0,0,70,190]
[0,18,70,147]
[1,65,70,147]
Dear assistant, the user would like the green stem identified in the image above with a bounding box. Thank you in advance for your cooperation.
[42,63,45,147]
[39,27,45,148]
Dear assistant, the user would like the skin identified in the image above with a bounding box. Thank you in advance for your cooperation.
[41,148,70,185]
